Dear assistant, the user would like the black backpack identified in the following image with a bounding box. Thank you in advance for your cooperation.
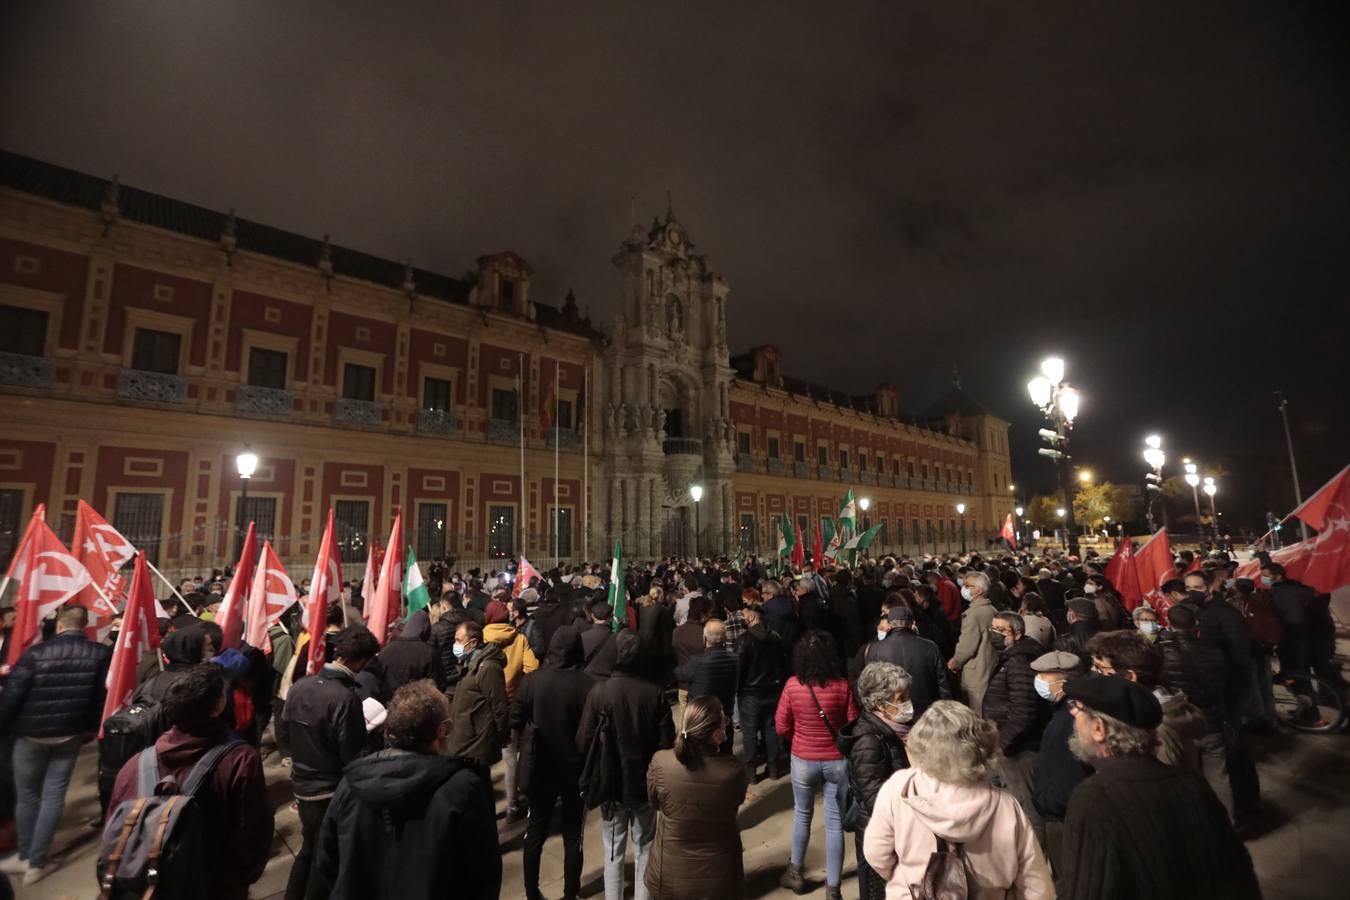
[97,701,166,808]
[577,709,621,810]
[97,740,243,900]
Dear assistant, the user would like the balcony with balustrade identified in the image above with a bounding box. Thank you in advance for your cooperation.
[736,453,756,473]
[236,384,295,419]
[488,418,521,444]
[818,465,835,481]
[767,457,785,475]
[117,369,187,405]
[794,461,811,478]
[335,397,382,428]
[0,352,53,389]
[416,408,460,437]
[663,437,703,457]
[546,426,578,449]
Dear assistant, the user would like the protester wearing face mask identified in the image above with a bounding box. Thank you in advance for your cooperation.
[1028,650,1088,872]
[981,612,1049,829]
[840,662,913,900]
[865,604,951,722]
[444,621,509,769]
[1132,606,1162,641]
[948,571,998,715]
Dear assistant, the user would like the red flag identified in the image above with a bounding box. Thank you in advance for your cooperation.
[1000,514,1018,551]
[1134,528,1175,622]
[1235,539,1314,584]
[216,521,257,650]
[1182,555,1203,575]
[71,500,131,638]
[813,523,823,567]
[5,510,94,666]
[100,552,161,735]
[1105,537,1144,612]
[792,521,805,569]
[367,510,404,645]
[513,555,540,599]
[243,540,297,650]
[305,510,342,675]
[361,539,383,621]
[1289,463,1350,594]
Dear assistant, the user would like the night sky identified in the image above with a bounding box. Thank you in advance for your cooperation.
[3,1,1347,531]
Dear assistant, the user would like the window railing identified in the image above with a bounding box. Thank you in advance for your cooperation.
[488,417,520,443]
[736,453,756,473]
[117,369,187,405]
[547,426,578,449]
[0,352,53,389]
[858,471,873,485]
[335,397,382,427]
[416,408,459,436]
[236,384,294,418]
[794,461,811,478]
[663,437,702,456]
[767,458,784,474]
[818,465,835,481]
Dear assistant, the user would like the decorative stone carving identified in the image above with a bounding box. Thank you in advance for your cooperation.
[335,397,382,428]
[605,402,618,436]
[236,384,294,418]
[117,369,187,405]
[416,408,459,435]
[0,352,53,388]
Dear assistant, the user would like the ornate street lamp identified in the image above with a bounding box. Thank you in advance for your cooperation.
[235,446,258,553]
[1143,435,1166,533]
[956,502,967,553]
[1028,356,1081,555]
[689,484,703,559]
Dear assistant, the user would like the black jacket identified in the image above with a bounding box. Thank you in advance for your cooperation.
[533,598,581,660]
[1056,755,1260,900]
[580,622,617,676]
[428,609,471,694]
[376,613,444,698]
[736,621,788,695]
[981,635,1047,754]
[838,710,908,830]
[1054,620,1101,666]
[861,628,951,721]
[1198,596,1252,707]
[282,664,367,798]
[575,670,674,806]
[309,749,500,900]
[1034,701,1087,820]
[674,646,739,715]
[1157,632,1226,734]
[0,631,111,738]
[510,627,594,788]
[636,602,676,684]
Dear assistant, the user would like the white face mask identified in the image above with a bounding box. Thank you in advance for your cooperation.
[1084,583,1098,595]
[882,700,914,724]
[960,585,973,601]
[876,628,888,642]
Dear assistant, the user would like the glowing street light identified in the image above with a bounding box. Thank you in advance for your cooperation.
[235,445,259,553]
[859,497,871,512]
[1028,356,1082,555]
[1078,470,1093,484]
[1142,435,1166,533]
[1015,506,1024,518]
[1203,477,1218,542]
[689,484,703,558]
[1056,508,1066,518]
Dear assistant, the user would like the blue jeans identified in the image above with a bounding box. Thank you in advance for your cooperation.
[789,754,848,888]
[602,803,654,900]
[13,736,82,868]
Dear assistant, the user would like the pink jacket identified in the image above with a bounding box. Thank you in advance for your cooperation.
[862,768,1053,900]
[774,676,858,761]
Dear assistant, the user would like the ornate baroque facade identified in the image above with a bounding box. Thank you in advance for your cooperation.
[0,150,1012,574]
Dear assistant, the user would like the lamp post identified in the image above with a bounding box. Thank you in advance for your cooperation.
[1014,505,1024,547]
[1203,478,1218,543]
[689,484,703,559]
[956,503,967,553]
[1275,391,1308,541]
[1183,459,1202,538]
[1028,356,1081,556]
[1056,507,1067,550]
[235,446,258,553]
[1143,434,1166,533]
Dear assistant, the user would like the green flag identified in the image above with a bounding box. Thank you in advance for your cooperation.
[837,489,856,535]
[606,540,624,632]
[821,517,837,557]
[843,523,884,566]
[403,545,431,618]
[779,516,795,557]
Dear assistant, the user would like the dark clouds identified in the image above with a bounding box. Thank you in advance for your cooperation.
[2,1,1347,528]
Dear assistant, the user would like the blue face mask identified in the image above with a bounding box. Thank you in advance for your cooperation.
[1138,620,1160,636]
[452,642,468,659]
[1260,575,1273,587]
[1034,677,1057,702]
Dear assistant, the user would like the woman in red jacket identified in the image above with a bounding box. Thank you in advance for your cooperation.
[774,630,858,900]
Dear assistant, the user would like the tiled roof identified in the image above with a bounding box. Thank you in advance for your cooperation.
[0,148,604,339]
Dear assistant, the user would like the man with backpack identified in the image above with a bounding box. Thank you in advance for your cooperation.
[576,631,674,900]
[101,663,272,900]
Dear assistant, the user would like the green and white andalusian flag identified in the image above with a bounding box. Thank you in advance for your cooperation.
[822,517,838,558]
[607,540,624,632]
[778,516,795,558]
[403,545,432,618]
[843,523,884,565]
[837,489,857,535]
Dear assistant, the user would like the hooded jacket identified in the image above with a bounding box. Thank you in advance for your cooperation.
[839,710,909,831]
[106,719,272,900]
[308,748,500,900]
[862,767,1053,900]
[131,626,208,706]
[483,621,539,699]
[510,626,594,787]
[980,635,1048,754]
[375,611,444,698]
[445,641,509,766]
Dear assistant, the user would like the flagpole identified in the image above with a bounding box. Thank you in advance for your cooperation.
[519,352,526,564]
[145,558,198,616]
[583,366,590,563]
[553,360,560,564]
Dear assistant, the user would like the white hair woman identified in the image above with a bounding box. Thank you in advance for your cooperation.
[862,700,1053,899]
[839,662,913,900]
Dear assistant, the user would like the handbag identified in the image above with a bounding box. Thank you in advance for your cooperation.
[910,834,972,900]
[806,683,864,832]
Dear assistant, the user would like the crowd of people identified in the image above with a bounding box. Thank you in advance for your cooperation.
[0,541,1338,898]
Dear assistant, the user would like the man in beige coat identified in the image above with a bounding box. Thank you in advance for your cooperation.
[948,570,998,714]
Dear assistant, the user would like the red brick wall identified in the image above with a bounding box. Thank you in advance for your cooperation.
[0,238,90,350]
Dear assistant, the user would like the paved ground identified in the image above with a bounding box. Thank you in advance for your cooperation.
[11,715,1348,900]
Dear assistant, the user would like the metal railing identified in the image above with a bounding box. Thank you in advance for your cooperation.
[117,369,187,404]
[335,397,382,427]
[236,384,294,418]
[663,437,703,456]
[0,352,53,388]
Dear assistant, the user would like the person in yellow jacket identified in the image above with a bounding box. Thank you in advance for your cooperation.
[485,609,539,823]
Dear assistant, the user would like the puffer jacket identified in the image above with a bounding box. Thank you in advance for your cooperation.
[839,710,909,830]
[428,608,471,695]
[0,630,111,738]
[774,676,857,761]
[283,663,367,799]
[445,642,509,766]
[1157,631,1226,734]
[981,636,1048,754]
[483,622,538,699]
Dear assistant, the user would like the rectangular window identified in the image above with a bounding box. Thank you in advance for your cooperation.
[334,499,370,564]
[912,519,921,546]
[892,460,900,476]
[0,306,48,356]
[739,513,756,551]
[556,399,573,430]
[131,328,181,375]
[967,471,974,486]
[247,348,288,389]
[817,446,828,465]
[926,519,934,546]
[862,515,872,533]
[488,505,515,559]
[234,496,277,558]
[797,514,808,535]
[937,520,946,541]
[342,363,376,401]
[737,432,752,455]
[113,492,165,566]
[0,488,23,569]
[840,449,849,469]
[499,279,516,312]
[876,457,885,473]
[423,376,452,412]
[416,502,448,560]
[491,387,518,422]
[767,437,780,459]
[907,461,915,479]
[859,454,868,472]
[923,463,930,480]
[794,442,806,463]
[549,507,573,558]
